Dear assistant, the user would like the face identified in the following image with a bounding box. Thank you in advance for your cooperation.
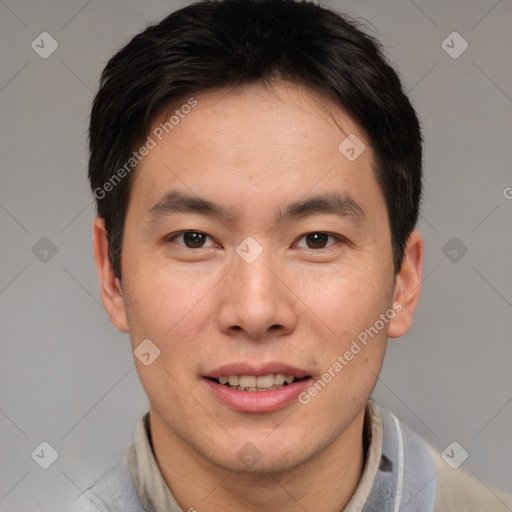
[94,82,422,474]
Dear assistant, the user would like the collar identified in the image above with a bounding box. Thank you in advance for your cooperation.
[128,400,437,512]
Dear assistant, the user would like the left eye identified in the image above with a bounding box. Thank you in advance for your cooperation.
[167,231,216,249]
[295,232,338,249]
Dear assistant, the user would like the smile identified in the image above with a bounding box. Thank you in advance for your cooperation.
[209,374,308,391]
[203,363,313,412]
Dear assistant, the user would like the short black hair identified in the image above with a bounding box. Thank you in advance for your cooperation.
[89,0,423,280]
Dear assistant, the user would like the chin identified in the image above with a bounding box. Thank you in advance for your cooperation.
[213,449,309,476]
[202,432,323,476]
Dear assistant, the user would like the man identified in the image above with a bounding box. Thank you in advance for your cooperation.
[73,0,512,510]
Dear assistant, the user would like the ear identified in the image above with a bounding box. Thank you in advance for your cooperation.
[92,217,129,333]
[387,230,423,338]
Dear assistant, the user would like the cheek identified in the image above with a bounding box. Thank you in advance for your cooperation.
[124,277,204,407]
[123,264,216,373]
[302,267,393,342]
[298,268,392,406]
[304,277,389,413]
[124,260,201,331]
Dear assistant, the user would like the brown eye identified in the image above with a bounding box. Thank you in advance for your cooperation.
[304,233,329,249]
[168,231,215,249]
[183,231,206,248]
[294,232,344,250]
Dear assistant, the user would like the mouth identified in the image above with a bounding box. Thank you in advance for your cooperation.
[206,374,310,392]
[203,363,312,412]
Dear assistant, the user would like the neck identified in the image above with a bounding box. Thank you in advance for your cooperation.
[150,408,367,512]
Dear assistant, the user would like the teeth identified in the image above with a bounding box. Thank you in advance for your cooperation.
[274,374,286,386]
[256,375,274,389]
[228,376,240,386]
[216,374,299,390]
[239,375,257,388]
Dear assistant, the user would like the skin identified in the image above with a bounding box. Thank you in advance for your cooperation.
[93,81,423,512]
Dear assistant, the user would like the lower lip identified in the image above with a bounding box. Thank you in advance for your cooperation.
[204,378,312,413]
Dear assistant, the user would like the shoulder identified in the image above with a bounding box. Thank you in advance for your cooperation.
[374,403,512,512]
[425,444,512,512]
[69,454,144,512]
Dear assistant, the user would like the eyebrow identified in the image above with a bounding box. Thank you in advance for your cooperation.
[144,189,366,227]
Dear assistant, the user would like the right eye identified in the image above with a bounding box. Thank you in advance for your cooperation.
[165,231,217,249]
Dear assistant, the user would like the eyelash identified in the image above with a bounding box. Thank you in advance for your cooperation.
[165,230,345,250]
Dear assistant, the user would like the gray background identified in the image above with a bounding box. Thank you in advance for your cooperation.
[1,0,511,510]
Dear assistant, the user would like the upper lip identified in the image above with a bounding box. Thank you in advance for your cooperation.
[206,362,310,379]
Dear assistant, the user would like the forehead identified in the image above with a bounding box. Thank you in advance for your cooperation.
[128,82,381,221]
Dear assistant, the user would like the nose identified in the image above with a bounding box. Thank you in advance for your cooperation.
[216,246,298,342]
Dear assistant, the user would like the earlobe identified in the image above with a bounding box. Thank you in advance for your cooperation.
[387,231,424,338]
[92,217,129,333]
